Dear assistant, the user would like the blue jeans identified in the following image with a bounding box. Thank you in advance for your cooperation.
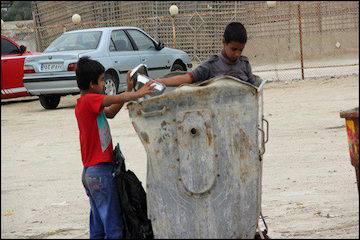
[82,162,124,239]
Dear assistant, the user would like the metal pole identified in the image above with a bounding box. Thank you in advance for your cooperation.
[155,1,159,39]
[297,4,304,80]
[32,9,41,52]
[171,16,177,48]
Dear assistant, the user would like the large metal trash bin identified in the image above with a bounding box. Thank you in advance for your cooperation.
[340,107,359,193]
[128,75,267,238]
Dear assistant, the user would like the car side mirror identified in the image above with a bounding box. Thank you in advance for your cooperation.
[19,45,27,54]
[155,41,164,51]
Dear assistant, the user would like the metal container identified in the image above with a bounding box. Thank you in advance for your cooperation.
[128,75,268,238]
[340,107,359,193]
[130,63,166,97]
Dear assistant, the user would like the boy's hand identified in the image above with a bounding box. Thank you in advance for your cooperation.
[135,81,155,98]
[127,70,134,92]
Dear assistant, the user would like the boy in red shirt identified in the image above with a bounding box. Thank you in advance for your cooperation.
[74,57,153,239]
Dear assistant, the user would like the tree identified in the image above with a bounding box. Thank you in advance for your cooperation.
[2,1,32,21]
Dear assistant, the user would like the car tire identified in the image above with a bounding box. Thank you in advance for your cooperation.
[39,95,61,109]
[105,73,119,95]
[171,63,185,72]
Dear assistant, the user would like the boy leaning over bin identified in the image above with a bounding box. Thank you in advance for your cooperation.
[74,57,154,239]
[156,22,256,86]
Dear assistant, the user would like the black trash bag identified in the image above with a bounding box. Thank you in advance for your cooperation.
[254,229,271,239]
[113,143,154,239]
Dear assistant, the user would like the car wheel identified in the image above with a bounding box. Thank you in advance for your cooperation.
[171,63,185,72]
[105,73,119,95]
[39,95,61,109]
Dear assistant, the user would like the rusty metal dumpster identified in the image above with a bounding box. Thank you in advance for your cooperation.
[340,107,359,193]
[128,75,267,238]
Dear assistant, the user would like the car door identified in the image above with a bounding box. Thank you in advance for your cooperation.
[1,37,28,99]
[126,29,171,79]
[108,30,141,91]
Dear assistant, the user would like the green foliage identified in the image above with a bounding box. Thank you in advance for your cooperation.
[2,1,33,21]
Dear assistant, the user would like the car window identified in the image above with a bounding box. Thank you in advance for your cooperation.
[44,31,102,52]
[1,38,19,55]
[127,30,155,51]
[109,30,133,52]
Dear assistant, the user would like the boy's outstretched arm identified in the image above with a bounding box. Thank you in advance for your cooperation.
[157,73,193,87]
[103,71,134,119]
[103,78,154,119]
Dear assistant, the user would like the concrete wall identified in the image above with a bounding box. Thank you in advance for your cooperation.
[244,30,359,66]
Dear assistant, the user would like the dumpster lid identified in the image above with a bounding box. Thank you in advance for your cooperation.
[340,107,359,119]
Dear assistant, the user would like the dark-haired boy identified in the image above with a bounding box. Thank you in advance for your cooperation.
[156,22,255,86]
[74,57,153,239]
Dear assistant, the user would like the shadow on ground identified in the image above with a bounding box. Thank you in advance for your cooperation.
[1,97,39,105]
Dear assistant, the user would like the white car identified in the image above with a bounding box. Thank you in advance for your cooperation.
[23,27,192,109]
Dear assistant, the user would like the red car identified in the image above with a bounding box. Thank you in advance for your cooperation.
[1,34,34,99]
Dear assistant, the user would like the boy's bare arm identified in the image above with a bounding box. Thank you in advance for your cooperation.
[103,102,125,119]
[157,74,193,87]
[102,73,192,118]
[102,81,154,118]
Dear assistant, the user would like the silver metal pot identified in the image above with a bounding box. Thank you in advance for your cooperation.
[130,64,166,97]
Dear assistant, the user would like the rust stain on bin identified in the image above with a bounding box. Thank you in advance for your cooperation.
[234,128,251,183]
[161,121,168,127]
[204,122,213,146]
[140,132,150,144]
[340,107,359,193]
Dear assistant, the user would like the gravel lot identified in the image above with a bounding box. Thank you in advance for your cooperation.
[1,75,359,238]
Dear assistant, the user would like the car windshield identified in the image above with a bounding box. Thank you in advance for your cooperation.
[44,31,102,52]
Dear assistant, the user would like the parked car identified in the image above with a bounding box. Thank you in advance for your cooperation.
[23,27,192,109]
[1,34,35,99]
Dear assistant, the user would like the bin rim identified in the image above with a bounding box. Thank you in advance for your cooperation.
[128,75,267,108]
[193,74,267,92]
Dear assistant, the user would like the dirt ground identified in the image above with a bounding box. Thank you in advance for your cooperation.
[1,75,359,239]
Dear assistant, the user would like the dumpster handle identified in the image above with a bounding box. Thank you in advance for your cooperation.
[263,118,269,143]
[259,118,269,156]
[140,106,168,118]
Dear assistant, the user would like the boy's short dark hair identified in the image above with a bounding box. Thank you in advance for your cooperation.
[223,22,247,44]
[76,56,105,90]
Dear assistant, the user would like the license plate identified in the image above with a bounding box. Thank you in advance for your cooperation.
[41,63,63,72]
